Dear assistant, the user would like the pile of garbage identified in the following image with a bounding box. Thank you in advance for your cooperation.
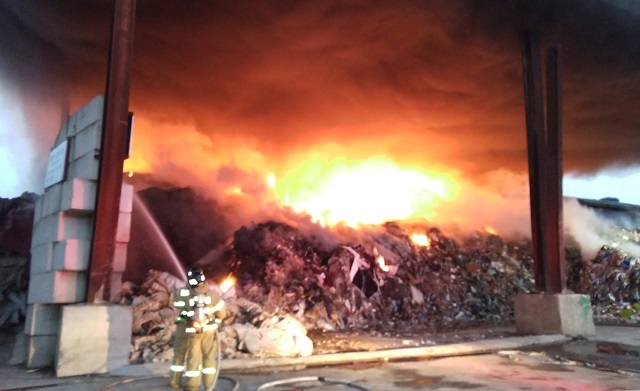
[0,255,29,328]
[220,298,313,358]
[124,219,640,363]
[223,221,536,333]
[124,270,313,363]
[567,227,640,323]
[123,270,183,363]
[0,193,35,328]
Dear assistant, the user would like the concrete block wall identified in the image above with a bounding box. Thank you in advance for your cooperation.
[514,293,596,337]
[56,304,132,377]
[25,95,134,371]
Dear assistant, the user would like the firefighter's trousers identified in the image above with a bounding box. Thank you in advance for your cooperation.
[169,324,188,388]
[184,329,219,391]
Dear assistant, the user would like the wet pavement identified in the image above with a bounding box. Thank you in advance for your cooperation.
[2,325,640,391]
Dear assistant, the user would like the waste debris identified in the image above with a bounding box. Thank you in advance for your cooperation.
[222,221,537,334]
[124,218,640,363]
[4,189,640,362]
[124,270,314,362]
[0,193,35,328]
[567,227,640,324]
[123,270,183,363]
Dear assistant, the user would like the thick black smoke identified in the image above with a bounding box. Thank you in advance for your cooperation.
[1,0,638,194]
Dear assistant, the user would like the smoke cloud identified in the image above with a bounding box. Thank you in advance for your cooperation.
[1,1,639,242]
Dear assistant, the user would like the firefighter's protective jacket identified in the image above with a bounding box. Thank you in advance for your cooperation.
[170,283,226,390]
[173,284,226,333]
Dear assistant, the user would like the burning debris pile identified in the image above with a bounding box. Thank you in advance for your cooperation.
[223,221,537,333]
[124,219,640,363]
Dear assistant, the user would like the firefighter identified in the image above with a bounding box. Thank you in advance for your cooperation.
[169,267,226,391]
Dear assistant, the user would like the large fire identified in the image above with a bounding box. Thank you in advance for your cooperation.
[273,156,459,227]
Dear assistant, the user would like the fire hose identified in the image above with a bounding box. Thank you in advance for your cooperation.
[206,327,222,391]
[256,376,371,390]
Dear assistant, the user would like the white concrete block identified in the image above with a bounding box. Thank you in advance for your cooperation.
[67,152,100,180]
[26,335,57,369]
[24,304,60,336]
[41,183,63,218]
[113,243,128,273]
[72,121,101,160]
[61,178,97,213]
[31,213,93,247]
[31,214,58,247]
[52,239,91,271]
[33,195,43,222]
[515,294,595,337]
[56,304,132,377]
[119,183,134,213]
[28,271,87,304]
[30,242,53,274]
[58,213,94,242]
[70,95,104,135]
[115,211,131,243]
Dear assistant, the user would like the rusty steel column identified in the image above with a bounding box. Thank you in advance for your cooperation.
[87,0,136,303]
[545,46,566,293]
[521,30,550,292]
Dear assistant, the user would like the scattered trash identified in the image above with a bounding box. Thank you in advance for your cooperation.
[0,193,35,328]
[223,221,537,333]
[122,270,183,363]
[567,227,640,324]
[3,190,640,362]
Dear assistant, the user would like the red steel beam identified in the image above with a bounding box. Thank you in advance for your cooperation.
[521,30,550,292]
[545,46,566,293]
[87,0,137,303]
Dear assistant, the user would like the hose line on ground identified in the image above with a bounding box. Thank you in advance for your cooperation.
[98,375,239,391]
[256,376,371,391]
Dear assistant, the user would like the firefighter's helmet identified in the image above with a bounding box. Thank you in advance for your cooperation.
[187,267,206,287]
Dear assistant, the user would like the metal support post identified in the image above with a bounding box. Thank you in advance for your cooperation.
[87,0,137,303]
[521,30,550,292]
[545,46,566,293]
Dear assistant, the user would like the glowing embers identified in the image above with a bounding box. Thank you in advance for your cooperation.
[275,156,458,227]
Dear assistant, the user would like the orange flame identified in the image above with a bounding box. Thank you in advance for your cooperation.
[220,275,236,293]
[274,156,458,227]
[484,226,497,235]
[376,255,390,272]
[410,233,430,247]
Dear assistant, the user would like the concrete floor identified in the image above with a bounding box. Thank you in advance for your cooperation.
[2,325,639,391]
